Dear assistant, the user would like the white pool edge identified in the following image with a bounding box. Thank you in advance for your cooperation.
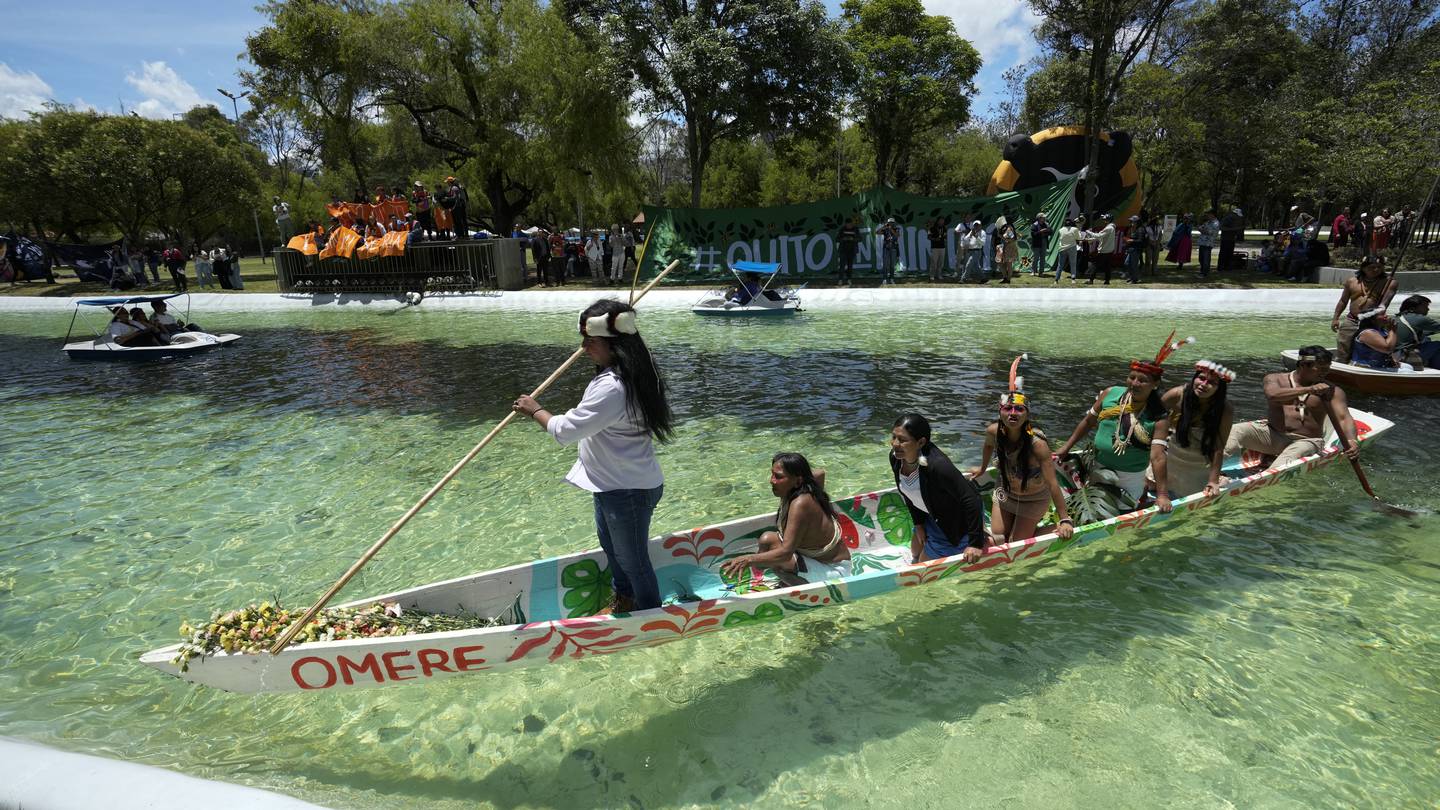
[0,737,332,809]
[8,286,1434,315]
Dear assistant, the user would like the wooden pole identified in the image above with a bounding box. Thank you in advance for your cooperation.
[269,259,683,654]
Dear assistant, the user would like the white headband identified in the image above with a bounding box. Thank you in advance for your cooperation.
[582,310,638,337]
[1357,306,1387,321]
[1194,360,1235,383]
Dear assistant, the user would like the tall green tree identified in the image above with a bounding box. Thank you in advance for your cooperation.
[246,0,377,190]
[364,0,632,233]
[842,0,981,187]
[1026,0,1185,216]
[575,0,852,206]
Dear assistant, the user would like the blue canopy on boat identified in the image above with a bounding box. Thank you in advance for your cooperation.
[74,293,187,307]
[731,261,780,275]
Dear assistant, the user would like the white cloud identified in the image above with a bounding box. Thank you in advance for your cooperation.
[926,0,1041,72]
[0,63,54,118]
[126,60,203,118]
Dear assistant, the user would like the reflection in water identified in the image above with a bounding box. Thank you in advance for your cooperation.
[0,311,1437,809]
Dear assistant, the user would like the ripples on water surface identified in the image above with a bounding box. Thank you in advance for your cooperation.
[2,306,1438,808]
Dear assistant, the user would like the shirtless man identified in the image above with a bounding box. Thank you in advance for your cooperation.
[720,453,851,585]
[1331,255,1397,363]
[1223,346,1360,470]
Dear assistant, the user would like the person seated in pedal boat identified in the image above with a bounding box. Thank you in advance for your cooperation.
[1223,345,1360,470]
[1055,332,1188,507]
[1395,295,1440,369]
[969,354,1074,543]
[127,307,170,345]
[1147,359,1234,512]
[1350,307,1400,370]
[104,306,155,347]
[513,300,675,613]
[728,271,763,305]
[149,299,193,336]
[720,453,851,585]
[889,413,986,564]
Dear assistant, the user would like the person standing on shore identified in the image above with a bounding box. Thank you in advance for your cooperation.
[512,300,675,613]
[1086,214,1117,285]
[877,217,901,285]
[1030,212,1052,278]
[1196,211,1220,278]
[1166,213,1193,275]
[926,217,947,282]
[1331,207,1351,248]
[1054,217,1079,284]
[837,217,859,286]
[1219,207,1243,272]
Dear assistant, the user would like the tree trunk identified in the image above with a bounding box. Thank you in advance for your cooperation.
[685,110,703,208]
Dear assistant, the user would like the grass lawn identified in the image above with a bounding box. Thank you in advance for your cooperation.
[3,251,1328,298]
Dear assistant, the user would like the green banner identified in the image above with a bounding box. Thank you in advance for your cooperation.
[638,177,1079,281]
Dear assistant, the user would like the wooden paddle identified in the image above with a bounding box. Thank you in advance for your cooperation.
[1321,392,1415,518]
[269,258,683,654]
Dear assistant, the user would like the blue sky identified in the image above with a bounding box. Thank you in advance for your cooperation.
[0,0,1040,122]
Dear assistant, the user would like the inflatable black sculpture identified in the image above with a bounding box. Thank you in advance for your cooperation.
[987,126,1142,222]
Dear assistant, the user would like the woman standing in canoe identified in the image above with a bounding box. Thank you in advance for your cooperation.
[513,300,674,613]
[970,355,1075,543]
[889,413,987,564]
[1147,359,1235,511]
[1056,333,1188,507]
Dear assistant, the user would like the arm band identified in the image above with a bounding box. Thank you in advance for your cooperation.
[1152,439,1169,448]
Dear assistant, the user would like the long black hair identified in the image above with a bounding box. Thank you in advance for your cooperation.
[772,452,836,526]
[994,413,1034,495]
[580,299,674,443]
[1174,371,1228,458]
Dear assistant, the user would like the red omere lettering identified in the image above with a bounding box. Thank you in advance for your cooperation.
[417,648,453,677]
[292,656,337,690]
[338,653,384,685]
[382,651,416,681]
[454,645,487,671]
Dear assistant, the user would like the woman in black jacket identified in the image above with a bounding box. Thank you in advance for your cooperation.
[888,413,986,564]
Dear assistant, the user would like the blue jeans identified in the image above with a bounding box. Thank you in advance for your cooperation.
[1125,248,1143,282]
[593,486,664,609]
[1198,245,1212,277]
[921,514,973,560]
[960,251,983,282]
[1055,248,1077,280]
[1031,241,1048,276]
[881,245,898,281]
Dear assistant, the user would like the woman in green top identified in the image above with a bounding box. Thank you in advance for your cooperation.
[1056,333,1192,505]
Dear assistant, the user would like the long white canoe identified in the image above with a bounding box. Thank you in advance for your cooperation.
[140,410,1393,693]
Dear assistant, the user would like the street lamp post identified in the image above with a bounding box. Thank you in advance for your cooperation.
[218,87,268,265]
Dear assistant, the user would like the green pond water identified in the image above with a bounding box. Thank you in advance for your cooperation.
[2,305,1438,809]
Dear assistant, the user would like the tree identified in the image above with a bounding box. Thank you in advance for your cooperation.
[246,0,377,190]
[357,0,634,234]
[1107,61,1204,211]
[578,0,852,206]
[1026,0,1186,217]
[842,0,981,187]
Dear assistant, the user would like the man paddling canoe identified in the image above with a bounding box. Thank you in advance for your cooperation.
[1223,345,1360,469]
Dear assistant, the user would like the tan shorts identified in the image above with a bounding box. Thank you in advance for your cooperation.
[1223,420,1326,470]
[1336,317,1358,364]
[993,486,1050,521]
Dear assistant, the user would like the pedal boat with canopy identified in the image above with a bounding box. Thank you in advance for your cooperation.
[61,293,241,361]
[691,261,801,316]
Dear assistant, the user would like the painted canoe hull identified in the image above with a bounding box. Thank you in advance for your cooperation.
[64,334,242,361]
[139,411,1392,694]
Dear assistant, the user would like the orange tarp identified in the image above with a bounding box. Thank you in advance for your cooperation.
[286,233,319,255]
[319,226,361,260]
[434,205,454,231]
[380,230,408,257]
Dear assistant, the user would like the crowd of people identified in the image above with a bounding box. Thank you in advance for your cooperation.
[830,202,1427,286]
[521,225,639,287]
[509,299,1365,610]
[104,244,243,292]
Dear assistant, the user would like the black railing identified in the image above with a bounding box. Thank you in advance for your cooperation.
[275,240,498,293]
